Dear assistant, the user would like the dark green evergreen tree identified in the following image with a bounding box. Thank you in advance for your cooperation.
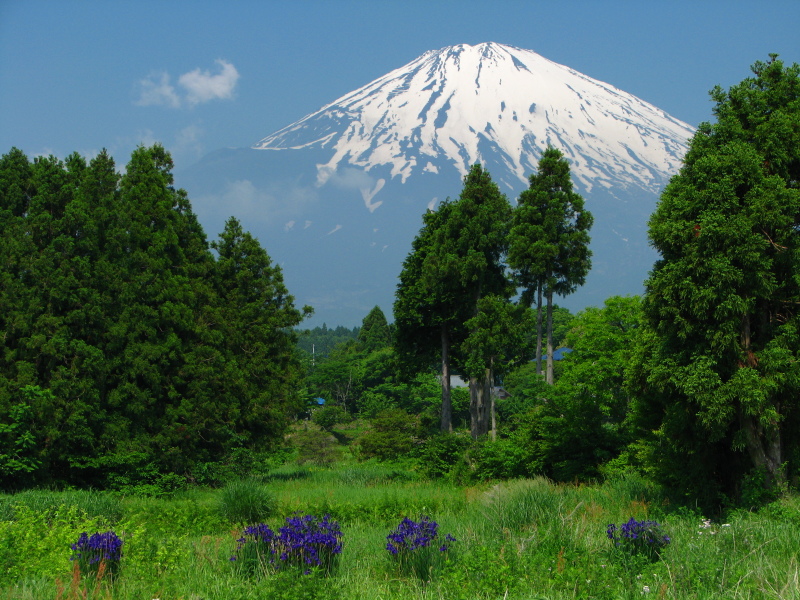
[0,145,311,488]
[395,201,467,432]
[508,147,593,384]
[396,165,512,438]
[632,56,800,500]
[358,306,391,352]
[211,216,312,448]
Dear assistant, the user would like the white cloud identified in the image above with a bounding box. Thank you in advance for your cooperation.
[135,60,239,108]
[325,225,342,236]
[179,59,240,106]
[304,221,312,229]
[136,72,180,108]
[284,220,296,231]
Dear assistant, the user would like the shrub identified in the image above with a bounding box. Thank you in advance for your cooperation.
[231,513,343,576]
[291,425,342,466]
[607,517,670,561]
[359,409,418,461]
[385,516,456,580]
[70,530,123,578]
[219,479,276,525]
[416,433,471,479]
[312,405,351,431]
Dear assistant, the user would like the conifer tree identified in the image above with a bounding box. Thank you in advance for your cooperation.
[358,306,392,352]
[508,147,593,384]
[395,165,512,437]
[633,56,800,497]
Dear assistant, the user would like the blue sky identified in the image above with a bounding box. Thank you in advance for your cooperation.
[2,0,798,170]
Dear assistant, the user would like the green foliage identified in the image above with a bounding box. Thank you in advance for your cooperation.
[358,409,419,461]
[0,146,308,489]
[492,297,642,482]
[0,387,44,488]
[219,479,276,525]
[296,324,359,360]
[395,165,513,434]
[468,436,529,481]
[357,306,392,352]
[508,146,593,384]
[416,432,472,479]
[257,570,342,600]
[0,503,105,586]
[290,424,342,466]
[632,56,800,503]
[0,488,122,523]
[498,362,550,418]
[312,405,352,431]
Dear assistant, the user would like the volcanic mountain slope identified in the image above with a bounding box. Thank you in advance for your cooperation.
[179,42,695,326]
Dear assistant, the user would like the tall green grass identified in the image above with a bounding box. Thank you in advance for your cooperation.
[1,468,800,599]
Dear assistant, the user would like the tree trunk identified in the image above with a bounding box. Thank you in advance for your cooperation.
[469,370,491,440]
[741,410,783,488]
[535,283,543,376]
[489,358,496,441]
[469,376,481,439]
[546,286,554,385]
[440,324,452,432]
[739,312,783,487]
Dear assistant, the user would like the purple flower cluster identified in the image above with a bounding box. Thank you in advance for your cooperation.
[232,513,342,574]
[386,516,456,555]
[607,518,670,559]
[70,531,123,576]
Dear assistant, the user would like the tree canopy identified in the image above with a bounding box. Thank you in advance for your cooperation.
[0,145,310,489]
[395,165,513,437]
[508,147,592,383]
[632,55,800,499]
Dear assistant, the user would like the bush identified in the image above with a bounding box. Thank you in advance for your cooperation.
[416,432,471,479]
[470,436,529,481]
[358,409,418,461]
[312,405,352,431]
[219,479,276,525]
[290,425,342,466]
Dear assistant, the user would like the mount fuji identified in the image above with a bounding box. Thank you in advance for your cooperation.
[178,42,695,326]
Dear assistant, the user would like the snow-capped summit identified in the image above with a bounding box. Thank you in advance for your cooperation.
[254,42,693,195]
[181,43,696,326]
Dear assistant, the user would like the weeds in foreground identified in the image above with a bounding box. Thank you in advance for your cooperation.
[1,470,799,599]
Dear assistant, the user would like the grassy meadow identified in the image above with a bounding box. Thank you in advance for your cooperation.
[1,450,800,600]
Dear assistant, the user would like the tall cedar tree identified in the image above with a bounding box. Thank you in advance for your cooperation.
[632,56,800,498]
[508,147,593,384]
[395,202,465,432]
[396,165,512,438]
[358,306,392,352]
[0,146,309,488]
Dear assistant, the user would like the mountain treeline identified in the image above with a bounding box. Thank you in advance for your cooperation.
[0,145,310,489]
